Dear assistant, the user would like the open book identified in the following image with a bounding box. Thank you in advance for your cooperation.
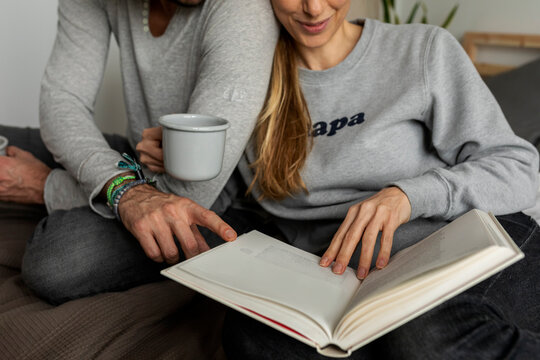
[161,209,523,358]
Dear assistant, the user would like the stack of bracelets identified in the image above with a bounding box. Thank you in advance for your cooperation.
[106,153,156,220]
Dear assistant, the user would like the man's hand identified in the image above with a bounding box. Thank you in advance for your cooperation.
[319,187,411,279]
[136,127,165,173]
[118,184,236,264]
[0,146,51,204]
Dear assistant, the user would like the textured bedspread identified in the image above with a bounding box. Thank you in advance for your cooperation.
[0,202,226,360]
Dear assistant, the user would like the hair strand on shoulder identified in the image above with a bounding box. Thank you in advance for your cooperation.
[248,28,313,201]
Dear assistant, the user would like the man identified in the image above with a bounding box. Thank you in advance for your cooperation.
[0,0,278,304]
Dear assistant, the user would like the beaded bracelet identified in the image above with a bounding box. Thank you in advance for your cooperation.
[111,179,149,221]
[106,175,136,206]
[110,180,132,207]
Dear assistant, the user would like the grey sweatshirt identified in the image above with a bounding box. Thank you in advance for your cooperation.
[40,0,278,217]
[239,19,539,225]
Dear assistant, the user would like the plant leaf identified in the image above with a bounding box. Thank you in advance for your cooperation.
[382,0,392,23]
[420,2,428,24]
[440,4,459,28]
[406,2,421,24]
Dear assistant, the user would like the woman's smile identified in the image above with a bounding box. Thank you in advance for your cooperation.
[297,16,331,34]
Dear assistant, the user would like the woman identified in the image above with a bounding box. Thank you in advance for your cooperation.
[139,0,540,358]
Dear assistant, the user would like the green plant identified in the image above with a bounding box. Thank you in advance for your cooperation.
[381,0,459,29]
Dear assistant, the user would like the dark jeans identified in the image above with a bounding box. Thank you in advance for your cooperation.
[222,212,540,360]
[21,205,273,305]
[1,126,159,303]
[2,126,279,305]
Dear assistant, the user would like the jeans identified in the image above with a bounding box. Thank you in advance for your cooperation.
[222,212,540,359]
[3,126,278,305]
[21,205,273,305]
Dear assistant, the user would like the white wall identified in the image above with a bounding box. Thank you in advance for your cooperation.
[348,0,380,20]
[397,0,540,66]
[0,0,57,129]
[0,0,127,133]
[2,1,539,130]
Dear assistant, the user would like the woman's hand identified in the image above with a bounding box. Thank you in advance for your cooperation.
[136,127,165,173]
[118,184,237,264]
[319,187,411,279]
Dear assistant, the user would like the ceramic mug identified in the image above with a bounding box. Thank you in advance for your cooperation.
[0,136,8,156]
[158,114,230,181]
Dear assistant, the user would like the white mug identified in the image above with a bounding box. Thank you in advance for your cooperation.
[0,136,8,156]
[158,114,230,181]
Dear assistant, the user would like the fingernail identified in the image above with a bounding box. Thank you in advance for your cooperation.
[332,263,344,274]
[225,229,236,240]
[320,257,330,267]
[357,268,367,279]
[376,259,386,269]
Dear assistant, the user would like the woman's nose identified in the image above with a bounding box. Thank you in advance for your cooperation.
[303,0,325,18]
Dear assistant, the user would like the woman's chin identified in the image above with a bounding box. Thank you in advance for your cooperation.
[294,33,333,50]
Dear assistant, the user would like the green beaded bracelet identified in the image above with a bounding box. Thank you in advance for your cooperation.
[106,175,136,206]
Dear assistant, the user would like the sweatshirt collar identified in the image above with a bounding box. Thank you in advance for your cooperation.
[299,18,375,85]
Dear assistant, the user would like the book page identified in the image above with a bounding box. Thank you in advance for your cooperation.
[342,210,497,316]
[331,210,522,350]
[173,231,361,334]
[337,246,520,350]
[163,265,332,346]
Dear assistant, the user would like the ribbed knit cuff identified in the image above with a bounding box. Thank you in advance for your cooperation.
[390,170,451,220]
[44,169,88,213]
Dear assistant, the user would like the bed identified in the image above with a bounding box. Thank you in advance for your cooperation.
[0,203,228,359]
[1,32,540,359]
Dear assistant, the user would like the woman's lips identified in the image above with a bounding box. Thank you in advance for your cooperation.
[298,17,331,34]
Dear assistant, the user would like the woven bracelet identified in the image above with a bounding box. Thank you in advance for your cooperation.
[106,175,136,206]
[111,179,149,221]
[109,153,157,220]
[117,153,145,181]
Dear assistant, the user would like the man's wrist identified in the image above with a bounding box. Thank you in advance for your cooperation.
[35,168,53,205]
[100,171,135,200]
[110,180,149,219]
[107,175,138,206]
[116,183,158,221]
[105,153,158,220]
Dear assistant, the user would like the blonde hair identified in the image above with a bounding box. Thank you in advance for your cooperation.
[248,29,312,201]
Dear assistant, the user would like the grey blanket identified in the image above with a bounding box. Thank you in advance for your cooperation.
[0,202,226,359]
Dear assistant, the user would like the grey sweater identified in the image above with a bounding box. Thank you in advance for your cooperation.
[239,19,539,225]
[40,0,278,217]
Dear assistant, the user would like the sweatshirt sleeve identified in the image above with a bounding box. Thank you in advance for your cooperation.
[392,27,539,221]
[153,0,279,213]
[40,0,126,217]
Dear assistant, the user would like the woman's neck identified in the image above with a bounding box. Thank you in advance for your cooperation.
[296,21,363,71]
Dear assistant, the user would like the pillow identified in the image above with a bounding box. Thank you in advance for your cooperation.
[485,58,540,155]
